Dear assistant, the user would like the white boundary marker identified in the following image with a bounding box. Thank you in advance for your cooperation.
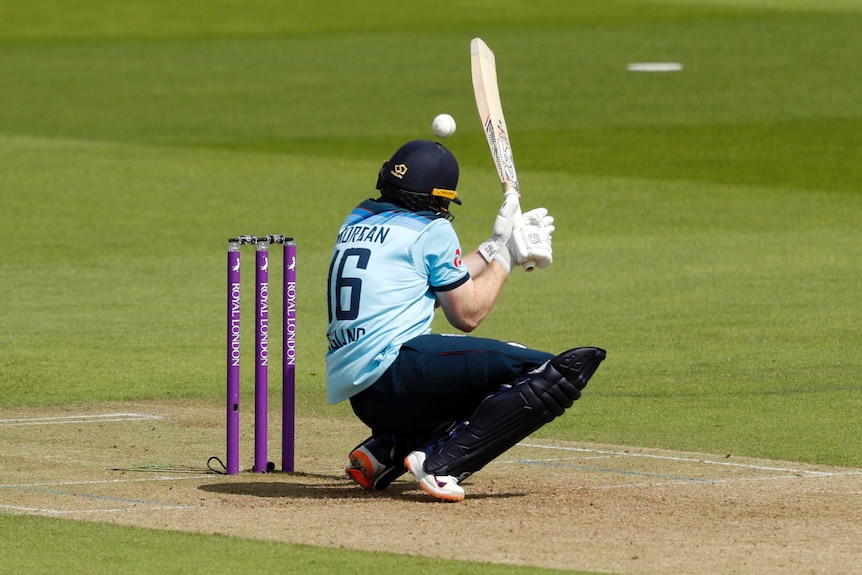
[627,62,683,72]
[0,413,162,427]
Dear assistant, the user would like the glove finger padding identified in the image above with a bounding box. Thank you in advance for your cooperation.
[510,225,530,265]
[513,223,553,269]
[521,207,548,224]
[522,208,554,230]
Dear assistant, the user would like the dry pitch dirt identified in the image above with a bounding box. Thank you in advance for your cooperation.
[1,400,860,575]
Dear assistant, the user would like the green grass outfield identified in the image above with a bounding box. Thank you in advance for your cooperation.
[1,0,860,573]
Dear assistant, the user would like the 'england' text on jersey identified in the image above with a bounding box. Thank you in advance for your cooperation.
[327,327,366,351]
[336,225,391,245]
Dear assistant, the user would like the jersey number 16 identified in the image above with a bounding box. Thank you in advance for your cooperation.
[327,248,370,322]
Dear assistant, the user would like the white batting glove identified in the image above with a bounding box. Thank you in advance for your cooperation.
[522,207,554,230]
[478,194,520,272]
[511,207,555,270]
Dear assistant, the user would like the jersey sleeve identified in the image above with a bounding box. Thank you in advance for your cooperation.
[415,219,470,292]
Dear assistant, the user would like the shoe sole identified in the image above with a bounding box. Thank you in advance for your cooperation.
[345,451,375,490]
[404,453,465,502]
[417,479,465,502]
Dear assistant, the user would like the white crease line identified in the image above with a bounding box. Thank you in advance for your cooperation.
[0,503,196,514]
[0,413,162,426]
[570,473,857,491]
[0,475,207,515]
[1,475,211,489]
[516,443,859,476]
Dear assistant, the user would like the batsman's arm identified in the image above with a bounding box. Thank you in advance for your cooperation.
[438,250,508,332]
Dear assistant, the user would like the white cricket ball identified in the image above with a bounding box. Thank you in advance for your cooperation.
[432,114,456,138]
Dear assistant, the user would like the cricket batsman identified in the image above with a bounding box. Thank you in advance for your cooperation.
[325,140,605,501]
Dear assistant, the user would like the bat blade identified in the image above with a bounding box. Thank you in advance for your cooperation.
[471,37,535,271]
[471,38,519,196]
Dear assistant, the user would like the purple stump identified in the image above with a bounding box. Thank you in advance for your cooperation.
[226,242,241,475]
[282,239,296,472]
[254,242,270,472]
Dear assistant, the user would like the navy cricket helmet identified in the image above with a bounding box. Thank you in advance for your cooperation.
[376,140,461,218]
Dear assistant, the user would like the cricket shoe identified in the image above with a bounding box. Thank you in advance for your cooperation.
[404,450,465,502]
[345,435,406,491]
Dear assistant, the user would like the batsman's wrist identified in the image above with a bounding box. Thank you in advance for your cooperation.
[493,249,512,273]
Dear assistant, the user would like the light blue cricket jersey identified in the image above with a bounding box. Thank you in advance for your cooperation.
[325,199,469,404]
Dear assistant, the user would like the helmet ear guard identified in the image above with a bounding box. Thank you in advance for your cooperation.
[376,161,389,191]
[429,188,461,220]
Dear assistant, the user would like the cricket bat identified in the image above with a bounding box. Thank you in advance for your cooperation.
[470,37,535,272]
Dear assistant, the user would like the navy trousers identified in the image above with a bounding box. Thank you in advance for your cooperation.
[350,334,553,437]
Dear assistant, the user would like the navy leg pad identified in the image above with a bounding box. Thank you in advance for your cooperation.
[424,347,606,479]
